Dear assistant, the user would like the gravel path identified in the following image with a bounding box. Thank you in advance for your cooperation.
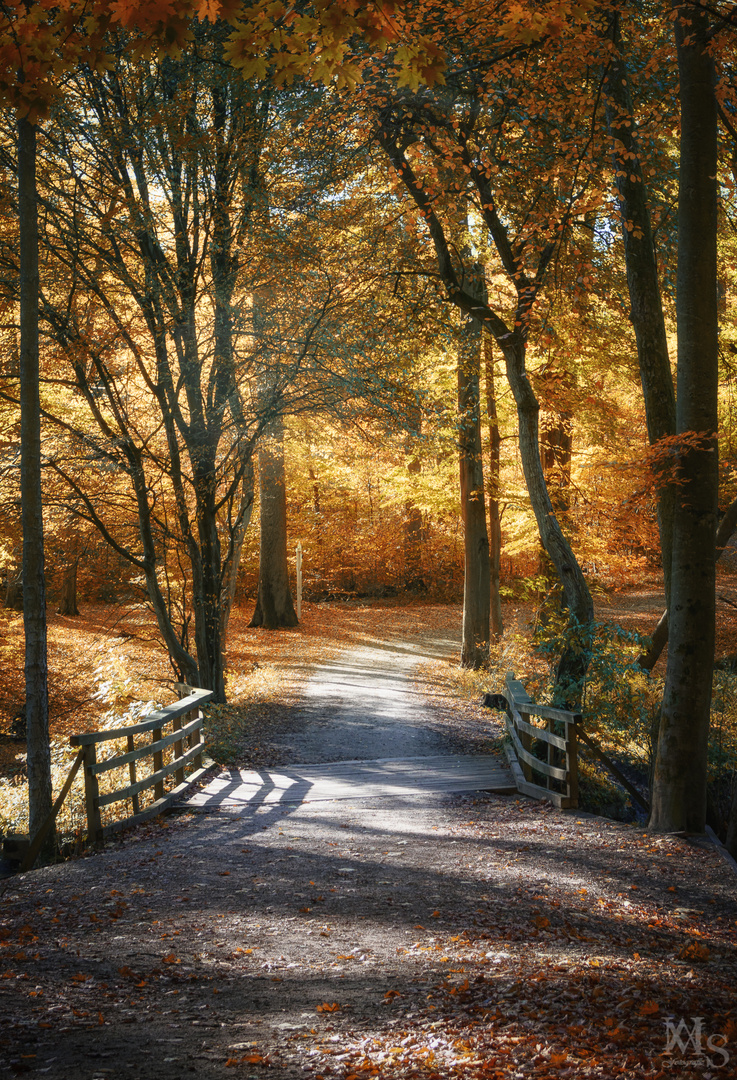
[247,643,471,764]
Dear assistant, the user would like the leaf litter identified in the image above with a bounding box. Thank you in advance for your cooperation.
[0,597,736,1078]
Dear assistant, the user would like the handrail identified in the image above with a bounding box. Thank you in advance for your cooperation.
[21,688,214,871]
[490,672,580,809]
[69,690,212,745]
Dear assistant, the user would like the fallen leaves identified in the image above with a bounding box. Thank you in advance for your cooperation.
[225,1051,271,1067]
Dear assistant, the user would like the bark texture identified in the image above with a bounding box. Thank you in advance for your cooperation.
[637,496,737,671]
[18,114,53,860]
[56,560,79,617]
[650,5,718,834]
[484,339,503,640]
[457,304,491,669]
[403,398,425,593]
[250,415,298,630]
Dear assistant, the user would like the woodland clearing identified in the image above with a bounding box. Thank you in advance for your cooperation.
[1,596,736,1079]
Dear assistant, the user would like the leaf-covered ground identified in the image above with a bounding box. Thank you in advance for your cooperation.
[0,790,735,1079]
[1,599,737,1079]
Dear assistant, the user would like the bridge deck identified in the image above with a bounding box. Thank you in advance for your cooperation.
[186,753,516,809]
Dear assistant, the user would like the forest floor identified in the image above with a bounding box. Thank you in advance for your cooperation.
[1,589,737,1079]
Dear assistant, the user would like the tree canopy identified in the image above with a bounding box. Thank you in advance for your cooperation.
[2,0,737,847]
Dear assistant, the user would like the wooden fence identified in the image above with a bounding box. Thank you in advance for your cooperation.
[500,672,580,809]
[21,688,213,872]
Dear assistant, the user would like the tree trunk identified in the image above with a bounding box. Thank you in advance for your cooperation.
[250,414,298,629]
[603,10,677,608]
[403,397,424,592]
[637,496,737,671]
[726,782,737,859]
[484,337,503,640]
[56,559,79,616]
[220,455,255,651]
[192,477,226,701]
[375,122,592,689]
[650,5,718,834]
[500,331,594,694]
[458,304,491,669]
[5,568,23,610]
[18,114,53,862]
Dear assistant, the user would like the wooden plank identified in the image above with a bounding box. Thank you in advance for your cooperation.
[70,690,212,746]
[504,672,580,734]
[100,758,215,838]
[92,717,202,775]
[505,674,533,705]
[505,718,568,782]
[567,718,579,807]
[512,700,582,725]
[508,711,569,752]
[517,779,575,809]
[96,741,204,808]
[502,738,525,790]
[186,754,516,808]
[190,711,203,770]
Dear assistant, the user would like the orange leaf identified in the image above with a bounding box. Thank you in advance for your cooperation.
[639,1001,659,1016]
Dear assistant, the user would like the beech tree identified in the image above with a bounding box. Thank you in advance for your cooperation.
[650,3,720,834]
[369,11,601,686]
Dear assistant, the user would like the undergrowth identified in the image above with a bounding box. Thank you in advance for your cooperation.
[439,609,737,829]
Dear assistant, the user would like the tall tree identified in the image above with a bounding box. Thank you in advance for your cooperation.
[17,112,52,859]
[456,273,491,668]
[484,337,503,640]
[650,3,719,834]
[602,7,677,667]
[250,413,298,629]
[372,18,599,687]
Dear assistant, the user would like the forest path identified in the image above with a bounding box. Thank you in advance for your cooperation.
[189,640,515,809]
[1,622,736,1078]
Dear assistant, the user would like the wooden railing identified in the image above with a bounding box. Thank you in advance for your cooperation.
[500,672,580,809]
[21,688,213,871]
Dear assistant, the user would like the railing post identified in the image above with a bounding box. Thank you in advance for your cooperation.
[190,708,203,770]
[152,727,164,800]
[82,743,103,846]
[127,734,140,814]
[519,708,533,783]
[173,715,184,786]
[546,718,554,795]
[566,718,579,808]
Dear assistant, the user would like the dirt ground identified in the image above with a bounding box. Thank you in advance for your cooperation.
[1,607,737,1080]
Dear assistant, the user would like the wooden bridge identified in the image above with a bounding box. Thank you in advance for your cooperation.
[185,752,517,809]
